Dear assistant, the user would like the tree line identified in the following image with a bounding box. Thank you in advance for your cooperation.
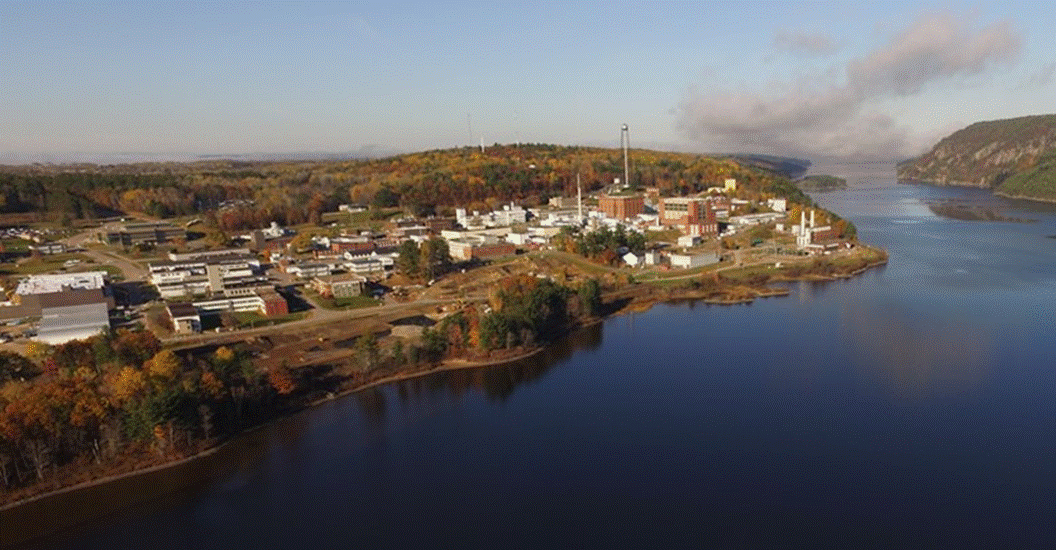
[0,144,795,231]
[0,329,295,494]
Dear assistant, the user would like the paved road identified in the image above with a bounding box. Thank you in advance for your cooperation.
[163,297,478,350]
[62,227,149,281]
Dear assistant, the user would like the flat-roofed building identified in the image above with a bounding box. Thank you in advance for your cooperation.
[149,253,266,299]
[597,194,645,220]
[284,262,336,279]
[16,271,106,296]
[35,302,110,345]
[101,222,185,247]
[659,197,718,237]
[192,290,287,317]
[13,272,115,314]
[344,255,393,276]
[257,290,289,316]
[312,273,366,298]
[31,242,67,255]
[167,302,201,333]
[168,248,251,262]
[447,237,516,261]
[669,252,720,269]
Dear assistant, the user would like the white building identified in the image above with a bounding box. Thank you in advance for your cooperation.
[15,271,107,296]
[344,254,394,276]
[149,253,266,299]
[669,252,720,269]
[285,262,337,279]
[729,212,784,226]
[506,232,531,246]
[677,235,701,248]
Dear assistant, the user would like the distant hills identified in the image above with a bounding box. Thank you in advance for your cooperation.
[897,114,1056,202]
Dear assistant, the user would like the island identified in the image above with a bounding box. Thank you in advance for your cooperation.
[796,175,848,192]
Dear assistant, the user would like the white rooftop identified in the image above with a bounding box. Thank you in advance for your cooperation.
[16,271,107,295]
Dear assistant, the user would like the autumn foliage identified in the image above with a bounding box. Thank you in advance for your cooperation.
[0,331,289,496]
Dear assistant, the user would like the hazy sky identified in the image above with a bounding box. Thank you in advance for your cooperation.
[2,1,1054,162]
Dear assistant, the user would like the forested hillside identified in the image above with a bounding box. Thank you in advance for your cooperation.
[1,144,805,230]
[897,114,1056,201]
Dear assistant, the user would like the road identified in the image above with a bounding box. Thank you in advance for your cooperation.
[62,227,149,281]
[163,296,477,350]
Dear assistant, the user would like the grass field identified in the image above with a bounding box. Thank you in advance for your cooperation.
[306,290,382,311]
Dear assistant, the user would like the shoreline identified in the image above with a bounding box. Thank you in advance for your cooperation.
[0,253,885,525]
[899,179,1056,205]
[0,345,550,515]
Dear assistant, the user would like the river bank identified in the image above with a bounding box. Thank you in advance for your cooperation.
[0,245,887,543]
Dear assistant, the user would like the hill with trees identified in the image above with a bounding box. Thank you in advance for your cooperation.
[897,114,1056,202]
[1,144,810,229]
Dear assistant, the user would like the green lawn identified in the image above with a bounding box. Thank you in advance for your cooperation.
[231,310,308,329]
[0,253,97,276]
[310,291,382,311]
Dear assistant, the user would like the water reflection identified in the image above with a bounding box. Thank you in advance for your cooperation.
[842,303,991,397]
[6,323,607,548]
[390,321,603,409]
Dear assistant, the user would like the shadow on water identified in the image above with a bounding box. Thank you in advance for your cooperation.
[388,321,604,412]
[1,322,605,549]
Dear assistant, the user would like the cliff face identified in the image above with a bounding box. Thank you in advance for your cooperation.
[897,115,1056,198]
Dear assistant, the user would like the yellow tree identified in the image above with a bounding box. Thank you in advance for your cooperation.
[109,366,145,404]
[145,350,181,385]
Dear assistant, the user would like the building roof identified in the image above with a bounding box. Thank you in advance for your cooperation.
[314,273,367,284]
[15,271,107,295]
[36,302,110,345]
[149,253,258,268]
[119,222,181,231]
[36,288,109,309]
[167,302,199,318]
[256,290,286,302]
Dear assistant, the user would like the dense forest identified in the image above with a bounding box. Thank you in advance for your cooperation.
[1,145,808,230]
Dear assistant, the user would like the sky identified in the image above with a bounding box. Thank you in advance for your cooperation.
[2,0,1054,163]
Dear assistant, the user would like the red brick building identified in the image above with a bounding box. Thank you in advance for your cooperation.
[257,290,289,317]
[658,197,718,237]
[598,194,645,220]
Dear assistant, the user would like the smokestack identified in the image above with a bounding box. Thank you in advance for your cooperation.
[621,124,630,189]
[577,173,583,222]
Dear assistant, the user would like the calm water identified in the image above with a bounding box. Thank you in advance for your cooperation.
[9,168,1056,549]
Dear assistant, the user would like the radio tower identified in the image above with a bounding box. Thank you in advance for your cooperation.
[620,124,630,189]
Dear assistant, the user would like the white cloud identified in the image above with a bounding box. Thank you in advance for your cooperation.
[678,12,1021,158]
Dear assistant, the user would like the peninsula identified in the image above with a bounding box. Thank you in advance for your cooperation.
[0,144,884,521]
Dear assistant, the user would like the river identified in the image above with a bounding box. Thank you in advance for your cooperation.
[7,164,1056,548]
